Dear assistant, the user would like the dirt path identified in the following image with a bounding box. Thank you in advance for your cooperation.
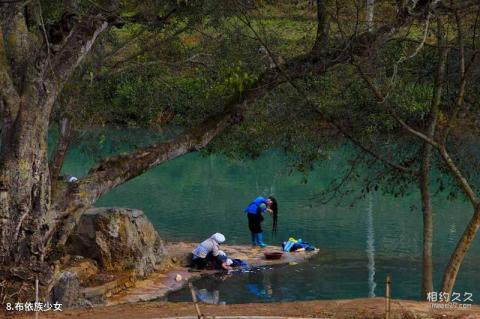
[4,298,480,319]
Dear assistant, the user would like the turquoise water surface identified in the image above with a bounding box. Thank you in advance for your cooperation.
[60,130,480,304]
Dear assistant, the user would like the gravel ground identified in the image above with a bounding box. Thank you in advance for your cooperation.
[4,298,480,319]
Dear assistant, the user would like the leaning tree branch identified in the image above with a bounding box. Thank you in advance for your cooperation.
[80,104,243,204]
[74,45,344,205]
[44,101,244,256]
[44,44,366,257]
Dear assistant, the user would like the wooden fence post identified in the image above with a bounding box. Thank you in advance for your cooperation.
[385,275,391,319]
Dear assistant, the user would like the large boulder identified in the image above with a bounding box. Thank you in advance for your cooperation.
[66,207,166,278]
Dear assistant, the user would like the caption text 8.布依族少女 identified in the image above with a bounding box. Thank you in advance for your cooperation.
[5,301,62,312]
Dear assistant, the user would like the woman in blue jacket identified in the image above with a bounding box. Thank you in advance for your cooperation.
[244,196,278,247]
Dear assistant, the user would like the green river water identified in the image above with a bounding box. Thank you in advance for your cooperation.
[59,129,480,304]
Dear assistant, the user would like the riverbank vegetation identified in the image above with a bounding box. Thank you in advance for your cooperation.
[1,0,480,305]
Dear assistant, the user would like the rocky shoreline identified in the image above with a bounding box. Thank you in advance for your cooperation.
[51,207,167,307]
[54,207,319,308]
[107,241,319,305]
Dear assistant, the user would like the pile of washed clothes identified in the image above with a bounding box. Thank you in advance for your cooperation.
[282,237,316,252]
[230,258,248,267]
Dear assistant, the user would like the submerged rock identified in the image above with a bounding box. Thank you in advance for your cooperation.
[66,207,166,278]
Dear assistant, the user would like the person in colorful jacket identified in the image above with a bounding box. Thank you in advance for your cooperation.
[244,196,277,247]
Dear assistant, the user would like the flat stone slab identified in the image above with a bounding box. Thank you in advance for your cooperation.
[166,242,317,266]
[106,242,319,306]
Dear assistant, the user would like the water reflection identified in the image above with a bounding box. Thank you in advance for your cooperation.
[245,267,274,300]
[184,266,289,304]
[193,287,223,305]
[448,223,457,244]
[366,194,377,297]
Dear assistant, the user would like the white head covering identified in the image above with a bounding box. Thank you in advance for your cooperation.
[68,176,78,183]
[211,233,225,244]
[218,250,227,257]
[226,258,233,266]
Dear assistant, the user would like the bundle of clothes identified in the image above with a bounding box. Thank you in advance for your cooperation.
[282,237,316,252]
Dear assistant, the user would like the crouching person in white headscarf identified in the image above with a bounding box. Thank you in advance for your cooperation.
[191,233,232,270]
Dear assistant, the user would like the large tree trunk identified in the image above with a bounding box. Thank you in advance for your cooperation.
[0,95,54,301]
[437,142,480,294]
[441,206,480,294]
[419,160,434,298]
[418,18,448,299]
[0,8,109,302]
[0,8,55,299]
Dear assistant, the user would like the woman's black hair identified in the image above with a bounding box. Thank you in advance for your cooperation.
[268,196,278,236]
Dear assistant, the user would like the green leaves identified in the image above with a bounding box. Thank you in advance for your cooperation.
[391,82,433,118]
